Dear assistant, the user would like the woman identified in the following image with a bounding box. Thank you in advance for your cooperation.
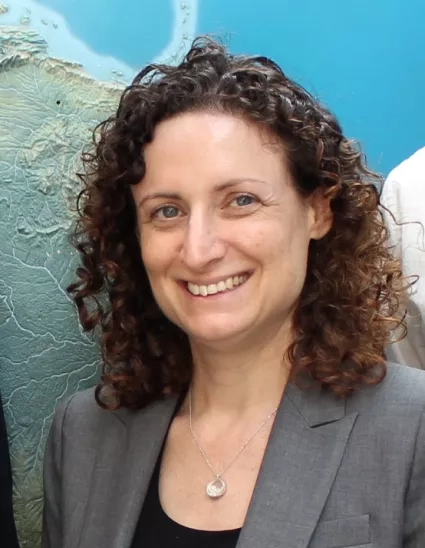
[42,37,425,548]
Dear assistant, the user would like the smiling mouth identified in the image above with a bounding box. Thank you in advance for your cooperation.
[185,273,251,297]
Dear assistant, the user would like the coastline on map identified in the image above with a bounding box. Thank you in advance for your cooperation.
[0,0,198,83]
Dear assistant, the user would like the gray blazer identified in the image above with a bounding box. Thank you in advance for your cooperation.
[42,364,425,548]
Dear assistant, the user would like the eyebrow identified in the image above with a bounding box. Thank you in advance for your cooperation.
[136,178,268,208]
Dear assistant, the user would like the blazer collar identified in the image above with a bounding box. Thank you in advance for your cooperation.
[237,381,357,548]
[78,382,356,548]
[285,379,347,427]
[77,394,179,548]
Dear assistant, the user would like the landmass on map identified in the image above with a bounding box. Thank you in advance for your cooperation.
[0,26,124,547]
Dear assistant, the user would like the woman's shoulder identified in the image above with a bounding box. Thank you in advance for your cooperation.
[344,364,425,486]
[378,362,425,402]
[52,386,179,439]
[57,386,111,419]
[51,386,134,441]
[348,363,425,417]
[60,386,99,416]
[386,361,425,387]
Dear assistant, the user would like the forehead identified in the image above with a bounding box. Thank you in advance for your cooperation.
[140,111,290,190]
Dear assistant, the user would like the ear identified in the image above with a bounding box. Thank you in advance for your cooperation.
[308,189,333,240]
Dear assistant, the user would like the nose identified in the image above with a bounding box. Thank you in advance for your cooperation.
[180,212,226,271]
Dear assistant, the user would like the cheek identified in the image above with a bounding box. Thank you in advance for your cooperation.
[255,218,311,273]
[140,234,163,277]
[140,242,171,310]
[140,231,179,279]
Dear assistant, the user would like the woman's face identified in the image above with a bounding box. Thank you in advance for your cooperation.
[132,111,331,349]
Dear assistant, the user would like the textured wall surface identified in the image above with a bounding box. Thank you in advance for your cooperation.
[0,27,122,546]
[0,1,424,546]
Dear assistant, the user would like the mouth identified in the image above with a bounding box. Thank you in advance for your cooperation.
[184,272,251,297]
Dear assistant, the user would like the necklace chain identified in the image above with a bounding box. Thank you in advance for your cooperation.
[188,390,278,481]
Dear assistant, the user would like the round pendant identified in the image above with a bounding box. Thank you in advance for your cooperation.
[206,477,227,499]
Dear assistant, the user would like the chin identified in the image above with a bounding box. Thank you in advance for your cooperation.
[183,320,252,347]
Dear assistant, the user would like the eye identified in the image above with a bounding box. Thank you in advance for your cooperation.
[152,205,181,219]
[231,194,257,207]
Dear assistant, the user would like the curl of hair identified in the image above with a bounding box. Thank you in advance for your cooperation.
[68,36,410,409]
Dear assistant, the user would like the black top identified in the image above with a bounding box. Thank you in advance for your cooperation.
[131,453,241,548]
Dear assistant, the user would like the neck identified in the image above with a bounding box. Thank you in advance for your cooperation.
[188,325,292,419]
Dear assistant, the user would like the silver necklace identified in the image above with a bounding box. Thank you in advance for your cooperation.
[188,390,278,500]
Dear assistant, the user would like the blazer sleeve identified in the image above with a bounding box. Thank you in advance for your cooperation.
[41,396,73,548]
[403,407,425,547]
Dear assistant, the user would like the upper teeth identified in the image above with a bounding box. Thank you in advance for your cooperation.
[187,275,248,296]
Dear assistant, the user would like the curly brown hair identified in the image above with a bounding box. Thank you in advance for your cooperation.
[69,36,409,410]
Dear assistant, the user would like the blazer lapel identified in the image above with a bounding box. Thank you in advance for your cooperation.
[237,382,358,548]
[77,395,179,548]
